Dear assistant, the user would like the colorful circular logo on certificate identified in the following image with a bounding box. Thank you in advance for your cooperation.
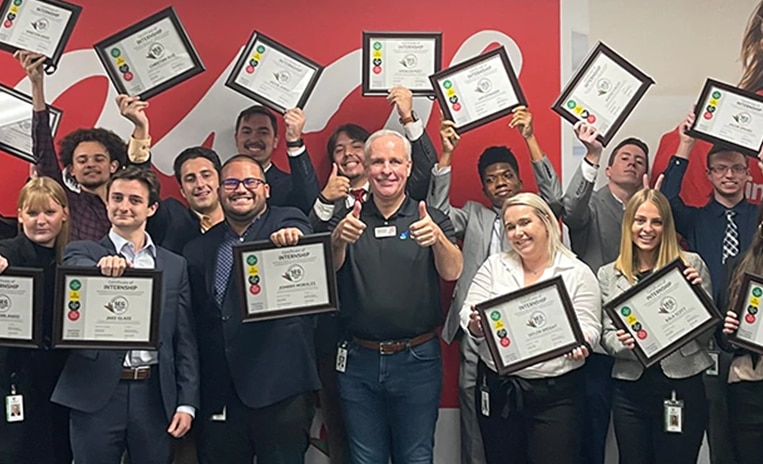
[620,306,631,317]
[14,0,22,6]
[443,80,452,90]
[0,295,10,313]
[249,275,260,285]
[282,264,304,283]
[110,48,121,58]
[637,330,648,340]
[123,72,134,82]
[746,313,757,324]
[69,280,81,291]
[490,311,501,321]
[749,305,758,315]
[247,255,257,265]
[256,45,266,54]
[146,42,165,60]
[373,41,382,51]
[712,90,722,99]
[67,310,80,321]
[753,287,762,298]
[401,54,417,69]
[500,337,511,347]
[496,329,507,338]
[68,301,80,311]
[527,311,547,328]
[566,100,576,109]
[249,284,261,295]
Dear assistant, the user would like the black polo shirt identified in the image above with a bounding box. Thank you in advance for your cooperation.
[331,195,457,340]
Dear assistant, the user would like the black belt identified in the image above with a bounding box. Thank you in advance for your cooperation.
[120,366,151,380]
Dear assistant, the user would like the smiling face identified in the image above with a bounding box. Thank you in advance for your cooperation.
[606,144,648,190]
[219,159,270,224]
[69,141,119,189]
[18,196,68,248]
[503,204,550,262]
[178,157,220,214]
[631,200,664,254]
[366,134,411,201]
[332,131,366,181]
[482,162,522,209]
[234,114,278,165]
[706,151,750,199]
[107,179,157,234]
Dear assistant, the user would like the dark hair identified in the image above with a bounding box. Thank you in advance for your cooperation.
[706,143,745,166]
[326,124,371,161]
[235,105,277,136]
[607,137,650,168]
[477,146,520,182]
[220,154,266,179]
[58,128,127,167]
[607,137,649,171]
[172,147,222,184]
[107,166,161,206]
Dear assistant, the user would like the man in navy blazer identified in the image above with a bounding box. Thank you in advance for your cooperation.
[234,105,320,214]
[183,155,320,464]
[52,167,199,464]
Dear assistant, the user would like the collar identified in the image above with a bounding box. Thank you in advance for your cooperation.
[263,162,272,173]
[498,249,576,275]
[366,195,416,220]
[191,208,214,232]
[108,229,156,258]
[707,196,749,217]
[224,209,268,239]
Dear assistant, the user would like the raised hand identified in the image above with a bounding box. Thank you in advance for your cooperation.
[321,163,351,202]
[409,201,441,248]
[333,202,366,245]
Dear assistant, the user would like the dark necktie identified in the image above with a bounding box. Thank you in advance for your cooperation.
[350,188,367,204]
[722,210,739,265]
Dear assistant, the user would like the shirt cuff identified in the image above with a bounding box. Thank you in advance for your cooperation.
[403,119,424,141]
[432,164,451,176]
[313,199,335,221]
[128,136,151,164]
[580,159,598,183]
[176,405,195,419]
[287,145,306,157]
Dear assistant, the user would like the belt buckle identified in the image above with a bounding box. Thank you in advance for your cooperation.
[378,340,404,355]
[132,367,149,380]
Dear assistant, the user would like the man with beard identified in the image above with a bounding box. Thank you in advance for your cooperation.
[233,106,319,215]
[16,51,150,241]
[660,113,758,464]
[427,107,562,464]
[183,155,320,464]
[310,86,437,231]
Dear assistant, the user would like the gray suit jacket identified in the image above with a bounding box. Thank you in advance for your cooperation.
[598,252,714,380]
[428,156,561,343]
[51,237,200,421]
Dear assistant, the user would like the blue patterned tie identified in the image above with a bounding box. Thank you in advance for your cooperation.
[214,233,237,307]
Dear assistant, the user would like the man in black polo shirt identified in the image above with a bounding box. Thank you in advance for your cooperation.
[330,129,463,463]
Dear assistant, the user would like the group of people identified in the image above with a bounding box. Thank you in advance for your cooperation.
[4,7,763,464]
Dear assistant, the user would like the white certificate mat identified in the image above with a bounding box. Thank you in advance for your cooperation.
[0,275,35,341]
[0,0,72,58]
[0,82,61,162]
[362,32,441,95]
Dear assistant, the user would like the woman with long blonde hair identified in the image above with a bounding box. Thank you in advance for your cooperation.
[599,189,712,464]
[0,177,71,464]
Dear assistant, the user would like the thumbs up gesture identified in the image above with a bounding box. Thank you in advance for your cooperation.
[333,201,366,245]
[321,163,351,202]
[409,201,441,248]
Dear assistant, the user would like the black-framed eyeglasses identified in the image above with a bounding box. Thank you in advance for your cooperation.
[221,177,267,191]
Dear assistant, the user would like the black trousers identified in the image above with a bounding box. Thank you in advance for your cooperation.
[728,380,763,464]
[475,362,585,464]
[580,353,614,464]
[612,366,707,464]
[196,390,315,464]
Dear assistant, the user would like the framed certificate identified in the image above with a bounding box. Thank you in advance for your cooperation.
[233,232,338,322]
[603,259,720,368]
[687,79,763,157]
[475,276,586,376]
[362,31,442,96]
[93,7,205,101]
[53,267,162,350]
[728,273,763,353]
[552,42,654,146]
[0,0,81,73]
[0,82,62,162]
[429,46,527,133]
[0,267,43,348]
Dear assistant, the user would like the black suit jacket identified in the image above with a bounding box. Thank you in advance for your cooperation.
[51,237,200,421]
[147,198,202,255]
[182,206,321,412]
[266,149,320,215]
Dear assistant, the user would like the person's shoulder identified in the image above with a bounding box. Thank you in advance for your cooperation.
[183,224,224,256]
[269,205,308,221]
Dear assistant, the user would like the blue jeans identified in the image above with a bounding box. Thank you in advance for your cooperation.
[337,337,443,464]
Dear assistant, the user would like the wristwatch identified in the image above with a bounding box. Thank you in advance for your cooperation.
[286,138,304,148]
[399,111,418,125]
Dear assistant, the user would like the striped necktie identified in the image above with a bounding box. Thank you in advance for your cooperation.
[722,209,739,265]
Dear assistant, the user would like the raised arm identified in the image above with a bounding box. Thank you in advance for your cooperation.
[284,108,320,214]
[561,122,603,230]
[425,118,468,236]
[659,113,700,238]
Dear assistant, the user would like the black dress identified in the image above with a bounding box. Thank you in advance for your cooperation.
[0,233,71,464]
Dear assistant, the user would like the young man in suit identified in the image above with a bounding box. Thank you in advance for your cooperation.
[183,155,320,464]
[427,108,560,464]
[234,105,320,215]
[51,167,200,464]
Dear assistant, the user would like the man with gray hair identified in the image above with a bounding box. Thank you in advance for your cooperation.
[329,129,463,463]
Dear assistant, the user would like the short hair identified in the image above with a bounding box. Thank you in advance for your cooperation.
[477,146,520,183]
[364,129,412,162]
[172,147,222,184]
[706,143,746,165]
[220,154,266,179]
[58,128,128,167]
[607,137,650,169]
[107,166,161,206]
[327,124,371,162]
[235,105,278,136]
[501,193,572,261]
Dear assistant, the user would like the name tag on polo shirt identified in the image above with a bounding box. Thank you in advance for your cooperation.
[374,225,397,238]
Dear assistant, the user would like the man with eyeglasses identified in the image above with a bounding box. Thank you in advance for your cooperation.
[183,155,320,464]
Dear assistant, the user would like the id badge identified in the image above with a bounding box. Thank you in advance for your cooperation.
[663,391,684,433]
[480,376,490,417]
[210,406,226,422]
[336,342,348,373]
[374,226,397,238]
[5,386,23,423]
[705,351,719,377]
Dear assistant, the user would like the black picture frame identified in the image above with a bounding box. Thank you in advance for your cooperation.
[53,267,162,350]
[429,46,527,133]
[0,81,62,162]
[361,31,442,97]
[475,275,585,376]
[551,41,654,147]
[0,267,44,348]
[603,258,720,368]
[686,78,763,158]
[0,0,82,74]
[225,31,324,114]
[232,232,338,323]
[93,6,205,101]
[728,272,763,353]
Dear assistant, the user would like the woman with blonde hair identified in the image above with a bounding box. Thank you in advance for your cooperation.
[599,189,712,464]
[460,193,601,464]
[0,177,72,464]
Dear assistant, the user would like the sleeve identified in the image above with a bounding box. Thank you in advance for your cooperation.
[598,266,638,360]
[659,156,698,238]
[278,208,314,235]
[430,207,457,244]
[560,161,595,230]
[532,156,564,217]
[407,124,437,201]
[569,265,602,348]
[691,254,716,347]
[173,262,201,410]
[426,165,468,238]
[286,148,321,215]
[459,257,496,338]
[63,241,101,267]
[127,136,152,165]
[32,109,64,185]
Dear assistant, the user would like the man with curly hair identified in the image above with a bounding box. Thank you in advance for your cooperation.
[15,50,149,241]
